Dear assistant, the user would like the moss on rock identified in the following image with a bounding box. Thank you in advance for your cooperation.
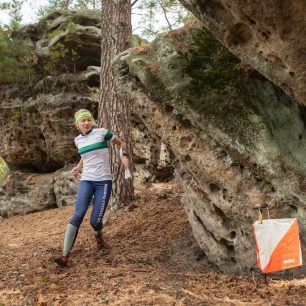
[123,22,269,153]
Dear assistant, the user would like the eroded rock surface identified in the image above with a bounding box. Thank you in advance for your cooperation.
[133,115,173,185]
[113,22,306,272]
[180,0,306,104]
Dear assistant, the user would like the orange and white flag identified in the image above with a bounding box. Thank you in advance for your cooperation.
[253,218,302,273]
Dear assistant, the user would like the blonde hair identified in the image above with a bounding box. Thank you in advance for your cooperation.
[74,109,97,129]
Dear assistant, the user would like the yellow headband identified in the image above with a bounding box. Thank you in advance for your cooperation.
[75,111,92,122]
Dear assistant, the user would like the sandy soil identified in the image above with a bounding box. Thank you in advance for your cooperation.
[0,181,305,306]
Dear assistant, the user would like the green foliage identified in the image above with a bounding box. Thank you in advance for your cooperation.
[71,0,100,10]
[8,107,41,126]
[45,42,80,74]
[45,42,69,74]
[135,22,250,124]
[0,31,34,84]
[0,157,9,183]
[37,0,71,18]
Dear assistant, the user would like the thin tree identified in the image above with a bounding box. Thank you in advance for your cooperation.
[99,0,134,207]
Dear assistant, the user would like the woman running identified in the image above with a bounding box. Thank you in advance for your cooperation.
[54,109,130,267]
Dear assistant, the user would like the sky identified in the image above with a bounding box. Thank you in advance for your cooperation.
[0,0,49,25]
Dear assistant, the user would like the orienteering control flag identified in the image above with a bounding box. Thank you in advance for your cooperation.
[253,218,302,273]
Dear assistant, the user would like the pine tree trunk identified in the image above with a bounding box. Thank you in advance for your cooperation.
[99,0,133,207]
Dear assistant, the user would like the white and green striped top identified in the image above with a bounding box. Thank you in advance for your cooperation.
[74,128,114,181]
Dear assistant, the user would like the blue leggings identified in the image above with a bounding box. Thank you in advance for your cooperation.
[70,180,112,231]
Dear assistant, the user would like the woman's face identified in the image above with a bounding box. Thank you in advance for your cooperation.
[77,117,93,134]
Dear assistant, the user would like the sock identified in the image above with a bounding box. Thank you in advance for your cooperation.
[63,223,78,256]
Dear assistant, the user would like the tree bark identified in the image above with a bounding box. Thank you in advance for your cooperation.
[99,0,133,207]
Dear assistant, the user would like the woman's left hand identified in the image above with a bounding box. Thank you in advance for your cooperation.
[121,155,130,168]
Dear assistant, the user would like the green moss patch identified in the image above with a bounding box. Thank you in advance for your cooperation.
[0,156,9,183]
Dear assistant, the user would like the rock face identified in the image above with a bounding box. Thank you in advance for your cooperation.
[0,10,173,219]
[113,22,306,273]
[3,8,306,274]
[179,0,306,105]
[0,92,98,172]
[12,10,102,71]
[0,172,56,219]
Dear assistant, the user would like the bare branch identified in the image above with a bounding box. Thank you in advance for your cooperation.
[131,0,140,7]
[159,0,172,31]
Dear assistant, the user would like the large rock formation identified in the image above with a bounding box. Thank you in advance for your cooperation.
[12,10,102,70]
[2,8,306,274]
[0,10,172,218]
[113,22,306,273]
[179,0,306,105]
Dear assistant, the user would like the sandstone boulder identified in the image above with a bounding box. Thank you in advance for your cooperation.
[0,172,56,219]
[113,22,306,273]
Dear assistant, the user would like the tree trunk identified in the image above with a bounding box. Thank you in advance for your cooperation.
[99,0,133,207]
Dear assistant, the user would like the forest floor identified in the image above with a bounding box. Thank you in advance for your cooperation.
[0,181,305,306]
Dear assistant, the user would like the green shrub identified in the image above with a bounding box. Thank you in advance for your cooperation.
[0,31,34,84]
[44,42,69,74]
